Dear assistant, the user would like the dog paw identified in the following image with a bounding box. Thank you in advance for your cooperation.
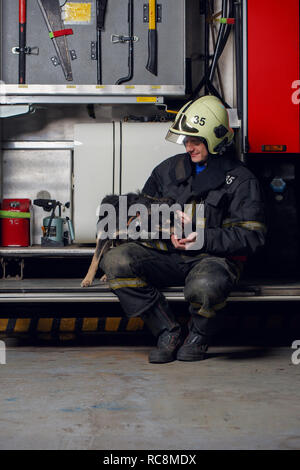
[100,274,107,282]
[81,278,92,288]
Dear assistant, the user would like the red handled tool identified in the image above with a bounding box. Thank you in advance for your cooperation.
[18,0,27,84]
[12,0,38,82]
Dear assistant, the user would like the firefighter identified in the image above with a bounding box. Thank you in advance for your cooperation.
[101,95,266,363]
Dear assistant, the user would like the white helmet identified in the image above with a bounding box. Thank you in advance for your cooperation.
[166,95,234,154]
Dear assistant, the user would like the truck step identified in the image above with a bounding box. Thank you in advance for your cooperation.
[0,278,300,302]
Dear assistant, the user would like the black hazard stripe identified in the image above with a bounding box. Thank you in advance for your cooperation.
[0,317,146,335]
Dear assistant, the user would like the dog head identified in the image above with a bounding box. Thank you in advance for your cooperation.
[97,192,178,241]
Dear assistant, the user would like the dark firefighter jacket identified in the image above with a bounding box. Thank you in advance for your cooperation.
[142,151,266,257]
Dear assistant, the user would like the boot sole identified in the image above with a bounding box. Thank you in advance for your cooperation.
[177,352,206,362]
[149,358,176,364]
[149,351,176,364]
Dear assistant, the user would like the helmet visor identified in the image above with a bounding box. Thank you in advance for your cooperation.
[165,130,187,145]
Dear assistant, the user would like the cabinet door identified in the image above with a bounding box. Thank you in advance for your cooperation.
[121,122,179,194]
[73,123,114,243]
[247,0,300,153]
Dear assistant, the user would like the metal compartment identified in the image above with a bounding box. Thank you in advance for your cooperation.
[2,147,72,244]
[0,0,186,103]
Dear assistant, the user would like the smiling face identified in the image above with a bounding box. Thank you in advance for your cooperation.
[184,137,209,164]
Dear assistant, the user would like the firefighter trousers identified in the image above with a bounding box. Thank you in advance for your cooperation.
[100,242,241,319]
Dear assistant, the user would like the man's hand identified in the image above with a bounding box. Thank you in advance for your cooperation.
[171,232,198,250]
[176,210,192,227]
[171,210,197,249]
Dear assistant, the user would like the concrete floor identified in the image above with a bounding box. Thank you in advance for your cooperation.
[0,344,300,450]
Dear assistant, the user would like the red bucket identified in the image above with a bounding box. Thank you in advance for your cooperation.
[1,199,31,247]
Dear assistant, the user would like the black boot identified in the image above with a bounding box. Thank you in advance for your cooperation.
[141,296,182,364]
[177,314,213,362]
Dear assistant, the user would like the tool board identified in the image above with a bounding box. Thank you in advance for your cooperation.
[1,0,187,98]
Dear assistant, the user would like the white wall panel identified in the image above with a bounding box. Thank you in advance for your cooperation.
[121,122,180,194]
[74,123,114,243]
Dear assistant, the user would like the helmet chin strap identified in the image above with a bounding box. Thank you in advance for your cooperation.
[213,137,229,154]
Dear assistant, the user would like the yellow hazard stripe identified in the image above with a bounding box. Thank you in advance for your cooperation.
[105,317,121,331]
[109,277,148,290]
[0,315,291,337]
[82,317,98,332]
[126,317,144,331]
[0,319,9,332]
[14,319,31,333]
[0,317,147,335]
[37,318,53,333]
[0,318,142,334]
[60,318,76,332]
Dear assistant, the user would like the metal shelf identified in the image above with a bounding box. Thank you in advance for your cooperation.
[0,84,182,106]
[0,245,94,258]
[0,278,300,303]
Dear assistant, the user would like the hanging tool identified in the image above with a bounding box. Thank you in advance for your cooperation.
[12,0,39,84]
[112,0,138,85]
[34,199,75,247]
[146,0,158,75]
[191,0,234,106]
[37,0,74,81]
[95,0,108,84]
[207,0,225,100]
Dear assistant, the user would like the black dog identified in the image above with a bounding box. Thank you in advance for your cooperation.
[81,192,177,287]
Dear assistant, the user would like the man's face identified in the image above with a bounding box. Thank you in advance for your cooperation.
[184,137,208,164]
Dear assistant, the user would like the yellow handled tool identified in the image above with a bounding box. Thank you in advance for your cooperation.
[146,0,157,75]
